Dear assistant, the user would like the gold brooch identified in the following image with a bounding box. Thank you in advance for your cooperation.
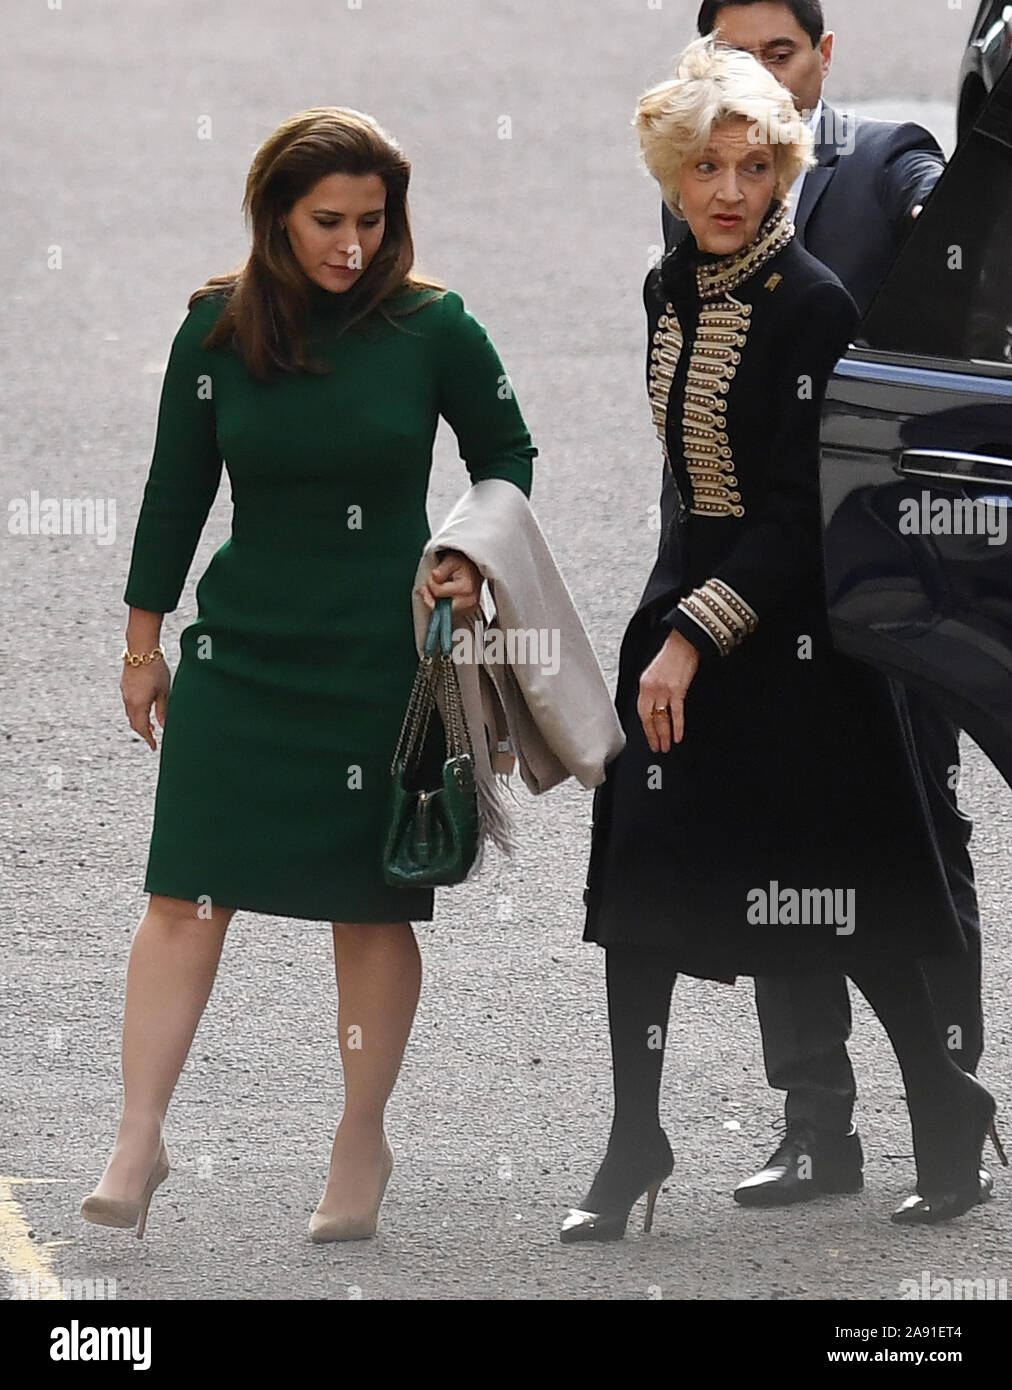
[764,273,783,291]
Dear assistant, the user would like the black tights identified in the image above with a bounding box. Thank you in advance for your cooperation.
[604,946,679,1151]
[603,945,972,1151]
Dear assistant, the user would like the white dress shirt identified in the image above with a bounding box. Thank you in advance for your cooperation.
[786,100,824,226]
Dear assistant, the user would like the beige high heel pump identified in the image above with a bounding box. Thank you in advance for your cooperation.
[81,1142,170,1239]
[309,1138,394,1243]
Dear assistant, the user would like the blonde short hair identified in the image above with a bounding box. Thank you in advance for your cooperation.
[635,34,815,217]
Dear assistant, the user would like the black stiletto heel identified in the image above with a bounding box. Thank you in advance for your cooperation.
[892,1074,998,1226]
[560,1131,673,1243]
[989,1118,1008,1169]
[642,1178,663,1235]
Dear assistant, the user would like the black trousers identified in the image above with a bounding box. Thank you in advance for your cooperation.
[754,696,984,1133]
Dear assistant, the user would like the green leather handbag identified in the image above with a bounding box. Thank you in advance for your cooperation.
[382,597,479,887]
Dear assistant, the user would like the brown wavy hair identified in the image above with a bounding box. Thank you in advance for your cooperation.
[191,107,445,381]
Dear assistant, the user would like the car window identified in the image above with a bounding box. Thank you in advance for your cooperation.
[858,68,1012,367]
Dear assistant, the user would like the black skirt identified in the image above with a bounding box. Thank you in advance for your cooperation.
[581,597,966,982]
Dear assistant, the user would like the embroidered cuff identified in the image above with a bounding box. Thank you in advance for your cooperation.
[671,578,758,658]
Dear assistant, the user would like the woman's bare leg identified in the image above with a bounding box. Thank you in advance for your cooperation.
[314,921,421,1216]
[88,893,233,1201]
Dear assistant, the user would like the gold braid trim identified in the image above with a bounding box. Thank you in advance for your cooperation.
[677,578,759,656]
[682,295,751,518]
[695,202,795,301]
[648,203,794,521]
[648,307,683,471]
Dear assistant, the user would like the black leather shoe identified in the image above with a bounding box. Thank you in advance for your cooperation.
[892,1167,993,1223]
[733,1122,864,1208]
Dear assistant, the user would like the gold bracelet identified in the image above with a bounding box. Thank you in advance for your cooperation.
[122,645,165,667]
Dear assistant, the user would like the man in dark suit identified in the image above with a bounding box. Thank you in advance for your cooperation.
[663,0,992,1215]
[665,1,944,315]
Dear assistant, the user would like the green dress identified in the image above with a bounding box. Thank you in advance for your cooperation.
[123,281,536,921]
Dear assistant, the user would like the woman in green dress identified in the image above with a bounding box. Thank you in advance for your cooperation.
[80,107,537,1243]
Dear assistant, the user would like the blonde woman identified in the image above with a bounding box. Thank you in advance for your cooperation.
[81,108,536,1243]
[568,36,997,1241]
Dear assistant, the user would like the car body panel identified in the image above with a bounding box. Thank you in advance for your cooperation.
[958,0,1012,140]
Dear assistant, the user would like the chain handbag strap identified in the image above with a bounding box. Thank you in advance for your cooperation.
[390,598,473,775]
[389,650,438,775]
[435,645,473,761]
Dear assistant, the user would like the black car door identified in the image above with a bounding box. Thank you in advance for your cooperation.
[820,60,1012,785]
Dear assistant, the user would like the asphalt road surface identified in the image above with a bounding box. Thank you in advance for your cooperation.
[2,0,1009,1307]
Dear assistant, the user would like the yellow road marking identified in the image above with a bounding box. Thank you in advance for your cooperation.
[0,1177,71,1300]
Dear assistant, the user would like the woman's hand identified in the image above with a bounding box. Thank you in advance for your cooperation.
[121,660,170,751]
[418,550,483,615]
[638,629,700,753]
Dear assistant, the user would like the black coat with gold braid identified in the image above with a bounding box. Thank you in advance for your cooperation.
[582,201,966,981]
